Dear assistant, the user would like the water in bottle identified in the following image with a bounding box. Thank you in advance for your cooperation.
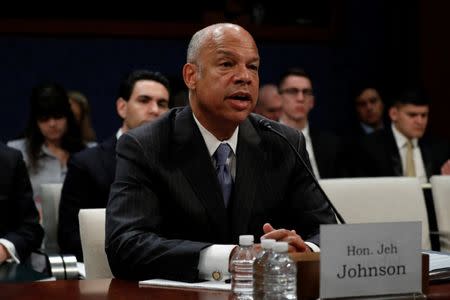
[264,241,297,300]
[231,235,256,298]
[253,238,275,299]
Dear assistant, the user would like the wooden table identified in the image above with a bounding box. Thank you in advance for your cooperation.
[1,278,450,300]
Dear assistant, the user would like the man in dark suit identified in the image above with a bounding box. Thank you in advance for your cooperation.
[58,70,170,261]
[356,88,450,181]
[0,143,44,263]
[278,68,344,178]
[105,23,337,282]
[352,85,386,136]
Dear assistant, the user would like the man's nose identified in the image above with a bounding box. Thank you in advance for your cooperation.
[234,64,252,85]
[295,91,305,102]
[147,101,159,115]
[416,115,427,124]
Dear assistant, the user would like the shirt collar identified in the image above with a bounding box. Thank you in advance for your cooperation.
[40,144,54,158]
[116,128,124,140]
[360,122,375,134]
[279,119,309,137]
[301,122,310,138]
[192,113,238,157]
[391,123,418,148]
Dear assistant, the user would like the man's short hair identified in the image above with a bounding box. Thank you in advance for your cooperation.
[277,68,312,90]
[118,70,170,101]
[351,82,384,103]
[391,87,429,107]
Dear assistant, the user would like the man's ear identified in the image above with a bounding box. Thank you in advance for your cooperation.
[389,106,398,122]
[183,63,198,90]
[116,98,127,119]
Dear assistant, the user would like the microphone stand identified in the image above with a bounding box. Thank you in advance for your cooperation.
[258,119,346,224]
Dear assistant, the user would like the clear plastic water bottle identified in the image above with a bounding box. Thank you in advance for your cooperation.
[231,235,256,298]
[264,241,297,300]
[253,238,275,299]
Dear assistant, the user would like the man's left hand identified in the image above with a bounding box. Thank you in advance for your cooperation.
[261,223,311,253]
[0,244,10,263]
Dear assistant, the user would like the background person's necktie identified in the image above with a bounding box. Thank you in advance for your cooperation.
[213,143,233,207]
[405,139,416,177]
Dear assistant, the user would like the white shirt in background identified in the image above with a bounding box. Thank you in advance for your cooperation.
[391,124,427,184]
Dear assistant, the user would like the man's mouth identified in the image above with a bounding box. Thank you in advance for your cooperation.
[227,92,252,101]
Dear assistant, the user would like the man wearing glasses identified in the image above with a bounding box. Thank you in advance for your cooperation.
[278,68,344,179]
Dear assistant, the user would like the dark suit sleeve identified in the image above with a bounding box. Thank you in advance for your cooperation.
[3,152,44,262]
[105,133,211,281]
[58,156,89,261]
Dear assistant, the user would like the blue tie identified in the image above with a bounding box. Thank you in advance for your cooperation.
[214,143,233,207]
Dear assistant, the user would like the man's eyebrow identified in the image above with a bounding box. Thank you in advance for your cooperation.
[216,50,235,57]
[216,50,260,61]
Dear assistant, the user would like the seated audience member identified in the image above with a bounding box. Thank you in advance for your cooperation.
[253,83,282,121]
[58,70,170,261]
[353,85,386,135]
[8,83,85,215]
[68,90,97,144]
[0,143,44,264]
[105,23,336,282]
[278,68,344,179]
[340,85,387,176]
[355,88,450,182]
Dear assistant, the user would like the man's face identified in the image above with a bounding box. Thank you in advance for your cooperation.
[255,86,282,121]
[184,26,260,133]
[37,116,67,143]
[390,104,429,139]
[117,80,170,131]
[279,75,314,122]
[355,88,384,126]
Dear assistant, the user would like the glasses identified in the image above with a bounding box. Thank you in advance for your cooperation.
[279,87,314,97]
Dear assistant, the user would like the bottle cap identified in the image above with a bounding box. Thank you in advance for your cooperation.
[261,238,275,249]
[273,242,289,253]
[239,235,254,246]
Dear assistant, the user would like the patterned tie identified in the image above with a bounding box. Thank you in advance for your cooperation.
[214,143,233,207]
[405,139,416,177]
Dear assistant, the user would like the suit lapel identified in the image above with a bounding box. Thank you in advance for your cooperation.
[309,128,326,176]
[100,136,117,183]
[231,118,265,239]
[172,107,230,241]
[386,128,403,176]
[419,139,433,178]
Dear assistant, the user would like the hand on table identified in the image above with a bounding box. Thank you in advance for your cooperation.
[261,223,311,253]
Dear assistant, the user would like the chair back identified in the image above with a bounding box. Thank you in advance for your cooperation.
[78,208,113,279]
[430,175,450,251]
[40,183,63,252]
[319,177,431,249]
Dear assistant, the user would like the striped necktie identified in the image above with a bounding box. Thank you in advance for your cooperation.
[213,143,233,207]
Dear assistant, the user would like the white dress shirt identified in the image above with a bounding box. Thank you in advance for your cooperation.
[391,124,427,184]
[301,123,321,179]
[0,238,20,263]
[193,114,319,281]
[116,128,124,140]
[7,139,68,214]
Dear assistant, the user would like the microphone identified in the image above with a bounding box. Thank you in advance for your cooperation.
[258,119,346,224]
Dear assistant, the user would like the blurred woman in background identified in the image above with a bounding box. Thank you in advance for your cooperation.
[8,83,85,215]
